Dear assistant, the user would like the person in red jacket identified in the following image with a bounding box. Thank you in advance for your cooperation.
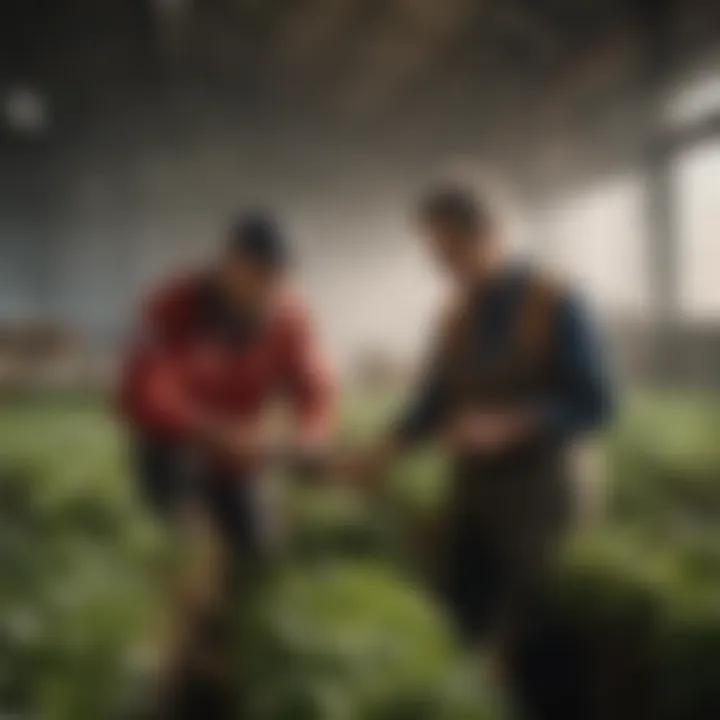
[119,212,336,560]
[118,213,336,718]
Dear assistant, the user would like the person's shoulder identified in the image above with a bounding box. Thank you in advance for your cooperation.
[434,292,470,345]
[518,265,596,336]
[272,287,313,335]
[515,263,573,305]
[143,270,206,324]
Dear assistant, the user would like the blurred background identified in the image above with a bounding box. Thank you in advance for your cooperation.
[1,1,720,718]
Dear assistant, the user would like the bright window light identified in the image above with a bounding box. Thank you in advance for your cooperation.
[665,72,720,128]
[539,175,649,317]
[3,86,49,135]
[675,138,720,320]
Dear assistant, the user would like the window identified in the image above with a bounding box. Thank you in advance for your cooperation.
[675,139,720,320]
[539,175,649,316]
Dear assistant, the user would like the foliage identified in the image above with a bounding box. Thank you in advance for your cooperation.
[239,562,503,720]
[606,392,720,530]
[0,403,170,719]
[2,391,720,718]
[520,528,720,720]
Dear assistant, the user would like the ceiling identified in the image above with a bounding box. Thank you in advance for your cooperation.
[1,0,719,195]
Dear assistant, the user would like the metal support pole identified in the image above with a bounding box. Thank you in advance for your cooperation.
[645,142,677,382]
[632,0,678,383]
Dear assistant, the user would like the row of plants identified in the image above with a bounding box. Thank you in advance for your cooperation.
[1,391,719,718]
[0,404,170,719]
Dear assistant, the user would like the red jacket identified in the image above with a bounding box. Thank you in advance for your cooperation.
[118,273,335,449]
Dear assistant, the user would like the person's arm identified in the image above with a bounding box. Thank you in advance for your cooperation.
[118,287,205,438]
[282,304,337,450]
[393,360,449,447]
[533,292,614,439]
[344,363,449,485]
[392,297,466,448]
[119,287,265,465]
[351,308,456,482]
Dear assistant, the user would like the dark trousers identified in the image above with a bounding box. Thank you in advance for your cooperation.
[133,435,267,720]
[441,450,570,644]
[133,435,267,563]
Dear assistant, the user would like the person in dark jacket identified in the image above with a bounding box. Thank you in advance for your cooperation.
[353,185,613,657]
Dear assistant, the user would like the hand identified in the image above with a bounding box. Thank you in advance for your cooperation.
[286,440,334,483]
[446,410,529,455]
[335,441,395,490]
[197,420,268,468]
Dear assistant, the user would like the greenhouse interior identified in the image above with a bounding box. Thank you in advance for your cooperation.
[1,0,720,718]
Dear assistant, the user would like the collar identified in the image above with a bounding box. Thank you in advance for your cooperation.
[194,275,267,348]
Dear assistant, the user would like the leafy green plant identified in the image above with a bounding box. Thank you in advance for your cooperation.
[238,562,504,720]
